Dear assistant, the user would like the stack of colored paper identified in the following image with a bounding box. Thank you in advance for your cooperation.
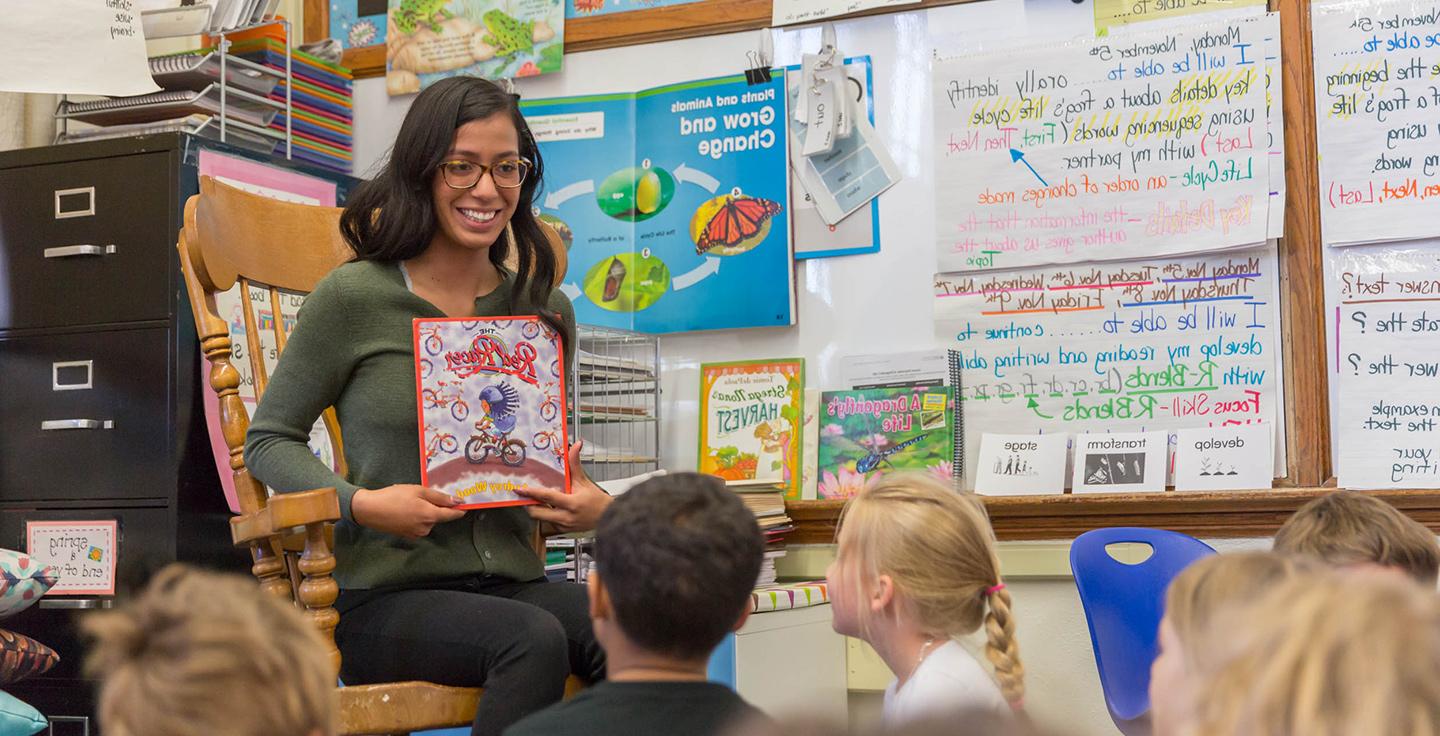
[210,27,353,173]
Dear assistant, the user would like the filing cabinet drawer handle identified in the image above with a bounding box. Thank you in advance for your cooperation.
[40,419,113,431]
[43,244,116,259]
[39,598,113,610]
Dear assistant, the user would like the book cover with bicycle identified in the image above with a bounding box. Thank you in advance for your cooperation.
[414,316,571,509]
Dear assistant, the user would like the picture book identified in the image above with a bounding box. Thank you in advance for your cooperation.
[385,0,564,96]
[817,386,956,498]
[699,359,804,499]
[520,71,794,334]
[799,388,822,500]
[414,316,570,509]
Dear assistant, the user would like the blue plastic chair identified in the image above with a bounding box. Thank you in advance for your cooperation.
[1070,528,1216,736]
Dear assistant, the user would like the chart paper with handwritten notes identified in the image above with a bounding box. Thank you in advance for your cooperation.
[1093,0,1267,35]
[1313,0,1440,246]
[1332,245,1440,488]
[934,16,1273,272]
[934,246,1283,488]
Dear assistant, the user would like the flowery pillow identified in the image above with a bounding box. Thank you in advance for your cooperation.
[0,551,58,619]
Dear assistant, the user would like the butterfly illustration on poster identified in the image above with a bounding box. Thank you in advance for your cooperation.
[520,71,796,334]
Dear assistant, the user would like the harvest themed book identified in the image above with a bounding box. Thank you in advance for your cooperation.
[698,359,804,499]
[817,386,957,498]
[414,316,570,509]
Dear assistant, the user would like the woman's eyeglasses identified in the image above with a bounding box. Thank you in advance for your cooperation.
[438,159,532,190]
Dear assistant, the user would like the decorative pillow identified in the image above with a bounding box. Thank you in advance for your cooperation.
[0,689,45,736]
[0,631,57,686]
[0,551,58,620]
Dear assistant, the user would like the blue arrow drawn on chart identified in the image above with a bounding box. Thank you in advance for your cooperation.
[673,164,720,193]
[672,257,720,290]
[1009,148,1047,187]
[544,180,594,210]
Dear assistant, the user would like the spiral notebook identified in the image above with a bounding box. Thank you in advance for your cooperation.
[57,84,277,128]
[839,349,965,481]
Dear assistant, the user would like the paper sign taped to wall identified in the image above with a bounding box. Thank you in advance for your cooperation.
[1173,423,1273,491]
[27,520,118,596]
[0,0,159,96]
[1311,0,1440,247]
[975,433,1069,496]
[1072,431,1168,493]
[933,15,1273,272]
[1331,244,1440,488]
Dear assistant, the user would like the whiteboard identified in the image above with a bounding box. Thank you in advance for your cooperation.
[350,0,1285,478]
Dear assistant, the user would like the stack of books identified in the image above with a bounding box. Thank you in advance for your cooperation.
[211,26,353,173]
[729,480,795,588]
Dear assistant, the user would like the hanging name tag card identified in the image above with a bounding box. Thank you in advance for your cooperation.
[26,520,118,596]
[802,74,839,157]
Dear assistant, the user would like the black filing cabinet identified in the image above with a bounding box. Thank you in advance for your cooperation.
[0,134,353,734]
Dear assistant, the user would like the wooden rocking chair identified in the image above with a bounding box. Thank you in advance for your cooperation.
[176,175,578,735]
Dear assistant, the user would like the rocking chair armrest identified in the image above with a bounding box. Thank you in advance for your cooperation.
[231,487,342,546]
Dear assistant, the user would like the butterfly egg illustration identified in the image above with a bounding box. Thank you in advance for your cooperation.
[635,171,663,214]
[596,166,675,221]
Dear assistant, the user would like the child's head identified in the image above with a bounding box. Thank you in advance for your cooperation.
[1273,490,1438,586]
[1149,552,1314,736]
[1187,571,1440,736]
[826,473,1023,706]
[83,564,336,736]
[591,471,763,662]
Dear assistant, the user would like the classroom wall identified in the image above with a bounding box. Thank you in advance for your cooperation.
[344,6,1270,734]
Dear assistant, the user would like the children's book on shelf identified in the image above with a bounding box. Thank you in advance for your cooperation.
[414,316,570,509]
[817,386,956,498]
[699,359,804,499]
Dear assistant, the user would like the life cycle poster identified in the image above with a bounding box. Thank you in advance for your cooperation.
[1330,244,1440,488]
[522,72,794,334]
[1312,0,1440,246]
[934,245,1284,488]
[933,15,1274,272]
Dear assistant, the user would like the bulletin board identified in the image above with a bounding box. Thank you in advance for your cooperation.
[342,0,1440,541]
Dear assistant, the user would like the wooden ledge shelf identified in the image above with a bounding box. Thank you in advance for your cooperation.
[786,489,1440,543]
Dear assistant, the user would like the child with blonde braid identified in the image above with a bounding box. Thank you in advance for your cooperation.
[825,474,1023,726]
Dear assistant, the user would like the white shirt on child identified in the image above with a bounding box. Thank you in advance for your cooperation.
[882,639,1010,726]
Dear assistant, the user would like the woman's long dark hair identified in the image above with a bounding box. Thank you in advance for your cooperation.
[340,76,558,328]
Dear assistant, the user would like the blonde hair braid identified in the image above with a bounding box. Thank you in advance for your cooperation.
[984,585,1025,707]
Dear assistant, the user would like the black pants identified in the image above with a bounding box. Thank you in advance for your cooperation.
[335,577,606,736]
